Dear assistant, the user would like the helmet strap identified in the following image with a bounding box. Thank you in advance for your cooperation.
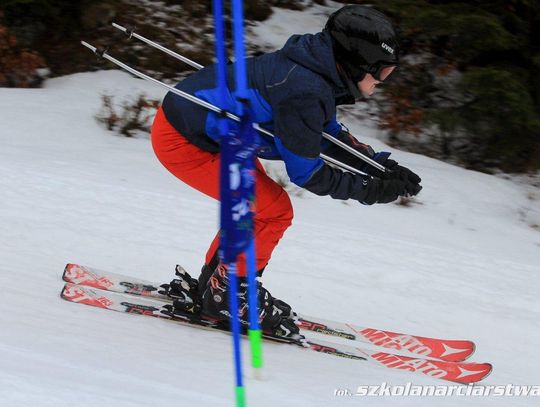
[336,63,363,102]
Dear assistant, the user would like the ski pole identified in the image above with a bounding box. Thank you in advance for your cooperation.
[111,23,388,174]
[80,41,366,176]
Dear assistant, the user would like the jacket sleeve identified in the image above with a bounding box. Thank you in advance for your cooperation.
[302,163,377,203]
[323,114,342,137]
[273,94,326,186]
[273,94,375,202]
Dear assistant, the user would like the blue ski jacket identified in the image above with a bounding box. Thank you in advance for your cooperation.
[162,31,373,201]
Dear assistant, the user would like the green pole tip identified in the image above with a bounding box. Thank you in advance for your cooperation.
[248,329,263,368]
[235,386,246,407]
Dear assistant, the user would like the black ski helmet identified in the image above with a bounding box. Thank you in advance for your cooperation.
[325,5,400,85]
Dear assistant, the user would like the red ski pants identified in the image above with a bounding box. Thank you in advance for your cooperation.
[151,107,293,276]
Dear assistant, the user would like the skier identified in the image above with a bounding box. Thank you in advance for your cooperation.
[151,5,422,338]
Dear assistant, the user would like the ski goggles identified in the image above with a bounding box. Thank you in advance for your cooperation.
[348,62,397,83]
[366,64,396,81]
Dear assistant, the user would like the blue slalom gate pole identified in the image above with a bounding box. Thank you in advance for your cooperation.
[212,1,245,406]
[214,0,263,403]
[232,0,248,101]
[231,0,263,373]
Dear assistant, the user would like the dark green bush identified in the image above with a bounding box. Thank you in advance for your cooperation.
[371,0,540,172]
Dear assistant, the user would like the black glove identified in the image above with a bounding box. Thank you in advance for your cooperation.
[324,131,422,187]
[362,177,423,205]
[381,159,422,185]
[302,161,422,204]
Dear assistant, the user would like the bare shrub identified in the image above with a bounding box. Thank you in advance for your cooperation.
[96,93,160,137]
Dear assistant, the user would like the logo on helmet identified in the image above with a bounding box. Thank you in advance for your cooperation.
[381,42,394,54]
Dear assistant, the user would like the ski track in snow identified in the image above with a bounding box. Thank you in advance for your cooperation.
[1,3,540,405]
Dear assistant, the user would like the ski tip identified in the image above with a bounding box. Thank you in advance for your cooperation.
[473,362,494,384]
[453,362,493,384]
[463,341,477,362]
[446,340,477,362]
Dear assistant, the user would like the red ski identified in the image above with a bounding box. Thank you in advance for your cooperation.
[63,263,477,363]
[60,282,493,384]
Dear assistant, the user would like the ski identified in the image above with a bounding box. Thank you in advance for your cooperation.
[63,263,476,362]
[60,282,492,384]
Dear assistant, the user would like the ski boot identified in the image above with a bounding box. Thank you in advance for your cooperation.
[198,262,302,340]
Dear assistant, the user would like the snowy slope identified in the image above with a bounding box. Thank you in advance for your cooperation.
[1,69,539,407]
[1,3,540,406]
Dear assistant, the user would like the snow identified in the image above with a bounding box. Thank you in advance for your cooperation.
[249,0,340,51]
[1,5,540,407]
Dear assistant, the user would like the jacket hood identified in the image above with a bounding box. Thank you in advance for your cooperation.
[281,31,354,102]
